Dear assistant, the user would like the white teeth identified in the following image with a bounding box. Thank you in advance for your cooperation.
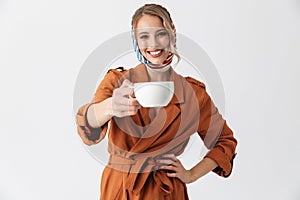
[149,50,161,55]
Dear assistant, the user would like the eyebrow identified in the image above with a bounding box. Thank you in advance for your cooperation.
[156,28,167,32]
[137,28,166,35]
[138,32,149,35]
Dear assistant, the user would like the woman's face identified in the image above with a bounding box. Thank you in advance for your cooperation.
[135,14,170,66]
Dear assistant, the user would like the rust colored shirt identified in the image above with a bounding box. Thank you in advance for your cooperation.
[76,64,237,200]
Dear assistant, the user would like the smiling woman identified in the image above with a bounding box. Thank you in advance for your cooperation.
[75,3,237,200]
[131,5,180,71]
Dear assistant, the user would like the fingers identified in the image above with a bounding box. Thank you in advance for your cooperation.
[157,154,180,167]
[160,165,177,172]
[114,87,133,97]
[157,158,179,166]
[112,104,138,112]
[113,109,139,118]
[114,79,133,98]
[112,97,140,118]
[156,155,191,183]
[158,154,181,177]
[166,172,177,178]
[158,154,178,163]
[112,102,139,113]
[120,79,133,88]
[111,79,141,117]
[161,154,177,161]
[113,79,139,105]
[113,93,139,106]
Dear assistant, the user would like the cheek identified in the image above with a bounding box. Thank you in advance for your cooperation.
[137,40,148,50]
[157,37,170,49]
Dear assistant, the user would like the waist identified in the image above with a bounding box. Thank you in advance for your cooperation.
[108,153,160,173]
[107,153,175,194]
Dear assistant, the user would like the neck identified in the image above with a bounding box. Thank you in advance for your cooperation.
[146,65,171,81]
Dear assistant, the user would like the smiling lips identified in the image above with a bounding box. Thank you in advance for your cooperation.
[147,49,163,58]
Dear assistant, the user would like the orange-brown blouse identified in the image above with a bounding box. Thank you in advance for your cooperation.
[76,64,237,200]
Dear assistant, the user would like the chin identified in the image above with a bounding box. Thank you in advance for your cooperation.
[145,56,168,65]
[148,60,164,65]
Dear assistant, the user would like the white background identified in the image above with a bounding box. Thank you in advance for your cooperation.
[1,0,300,199]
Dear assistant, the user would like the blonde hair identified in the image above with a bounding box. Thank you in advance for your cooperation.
[131,4,181,64]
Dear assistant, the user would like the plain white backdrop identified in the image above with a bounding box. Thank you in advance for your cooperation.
[1,0,300,199]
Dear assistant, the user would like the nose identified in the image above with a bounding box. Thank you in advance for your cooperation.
[147,35,158,48]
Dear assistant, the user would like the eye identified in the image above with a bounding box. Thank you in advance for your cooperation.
[156,31,168,37]
[139,34,149,40]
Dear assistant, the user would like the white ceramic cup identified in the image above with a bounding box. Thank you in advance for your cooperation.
[133,81,174,107]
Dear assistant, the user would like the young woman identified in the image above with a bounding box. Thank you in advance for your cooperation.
[76,4,237,200]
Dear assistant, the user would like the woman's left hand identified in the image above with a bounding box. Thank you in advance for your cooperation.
[157,154,194,184]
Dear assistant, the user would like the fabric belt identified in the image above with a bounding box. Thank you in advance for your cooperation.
[108,154,174,195]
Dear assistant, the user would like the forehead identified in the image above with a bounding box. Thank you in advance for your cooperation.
[136,14,164,29]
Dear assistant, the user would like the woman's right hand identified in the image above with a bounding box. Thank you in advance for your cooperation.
[111,79,140,118]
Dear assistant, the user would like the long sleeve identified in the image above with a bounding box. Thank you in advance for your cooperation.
[75,68,125,146]
[196,82,237,177]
